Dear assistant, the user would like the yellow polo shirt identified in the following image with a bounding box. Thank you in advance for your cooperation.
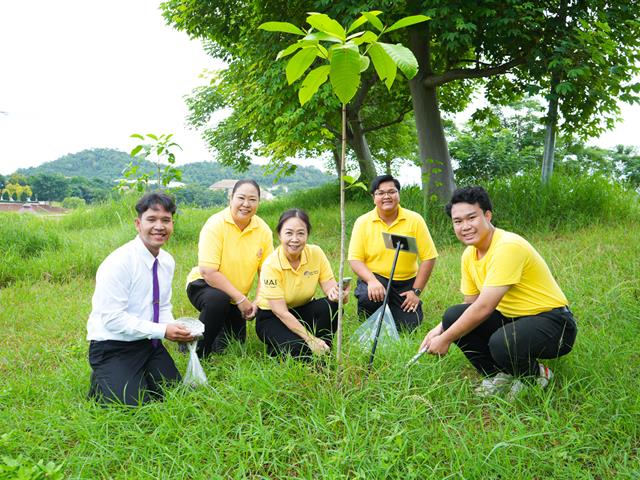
[461,228,568,317]
[348,206,438,281]
[186,207,273,296]
[258,244,334,310]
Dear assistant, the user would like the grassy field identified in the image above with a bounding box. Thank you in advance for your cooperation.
[1,176,639,479]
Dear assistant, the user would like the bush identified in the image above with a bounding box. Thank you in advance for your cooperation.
[61,196,86,209]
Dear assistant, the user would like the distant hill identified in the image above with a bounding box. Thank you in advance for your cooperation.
[17,148,335,190]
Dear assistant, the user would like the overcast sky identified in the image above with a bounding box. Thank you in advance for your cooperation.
[1,1,638,177]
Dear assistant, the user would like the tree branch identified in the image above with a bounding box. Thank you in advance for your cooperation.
[348,75,376,114]
[364,107,413,133]
[423,56,527,88]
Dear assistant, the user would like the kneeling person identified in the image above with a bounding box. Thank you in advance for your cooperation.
[256,209,348,358]
[349,175,438,332]
[87,193,194,405]
[420,186,577,395]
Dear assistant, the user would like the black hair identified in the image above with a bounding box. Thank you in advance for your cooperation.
[135,192,176,217]
[276,208,312,235]
[370,174,401,194]
[445,186,493,217]
[231,179,261,199]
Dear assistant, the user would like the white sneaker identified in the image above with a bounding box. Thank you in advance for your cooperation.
[537,363,554,389]
[475,373,514,397]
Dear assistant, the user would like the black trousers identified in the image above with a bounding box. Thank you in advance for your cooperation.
[255,298,339,358]
[88,339,181,406]
[354,273,423,332]
[186,279,246,358]
[442,303,578,377]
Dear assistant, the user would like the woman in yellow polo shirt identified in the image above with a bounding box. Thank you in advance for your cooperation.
[256,209,349,358]
[186,179,273,358]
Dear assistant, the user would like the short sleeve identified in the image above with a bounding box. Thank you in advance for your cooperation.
[318,247,334,283]
[484,242,527,287]
[198,218,223,269]
[460,252,480,296]
[414,215,438,261]
[348,217,365,261]
[260,260,285,300]
[258,228,274,269]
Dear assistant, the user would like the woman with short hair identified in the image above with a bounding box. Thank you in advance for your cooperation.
[186,179,273,357]
[256,208,349,358]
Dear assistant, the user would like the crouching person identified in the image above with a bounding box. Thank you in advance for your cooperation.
[420,186,577,397]
[87,193,194,406]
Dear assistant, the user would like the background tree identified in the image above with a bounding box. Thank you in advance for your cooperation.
[164,1,424,186]
[29,173,70,202]
[528,0,640,183]
[0,174,6,191]
[164,0,639,203]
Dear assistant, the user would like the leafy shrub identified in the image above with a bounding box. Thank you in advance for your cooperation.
[61,197,86,209]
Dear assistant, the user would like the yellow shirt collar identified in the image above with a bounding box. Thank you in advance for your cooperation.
[276,245,309,272]
[223,206,258,232]
[371,205,407,226]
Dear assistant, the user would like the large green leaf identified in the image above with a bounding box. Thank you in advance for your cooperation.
[329,45,361,104]
[286,48,318,84]
[298,65,331,106]
[379,42,419,79]
[359,55,370,73]
[368,43,397,89]
[304,32,342,43]
[363,12,384,32]
[259,21,305,35]
[306,13,345,41]
[276,43,302,60]
[385,15,430,33]
[353,31,378,45]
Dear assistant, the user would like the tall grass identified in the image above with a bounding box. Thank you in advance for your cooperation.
[1,217,639,478]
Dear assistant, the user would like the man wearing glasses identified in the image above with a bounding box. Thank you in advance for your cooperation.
[348,175,438,331]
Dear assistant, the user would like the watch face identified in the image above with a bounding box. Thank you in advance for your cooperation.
[413,288,421,296]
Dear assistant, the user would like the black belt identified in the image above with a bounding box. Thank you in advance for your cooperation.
[552,306,571,314]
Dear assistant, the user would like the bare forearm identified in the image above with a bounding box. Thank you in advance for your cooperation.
[440,301,494,343]
[349,260,376,283]
[200,268,244,302]
[274,309,313,342]
[413,258,436,290]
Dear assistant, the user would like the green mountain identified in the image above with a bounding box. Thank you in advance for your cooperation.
[17,148,335,190]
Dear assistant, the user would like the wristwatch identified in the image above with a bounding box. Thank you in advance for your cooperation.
[412,288,422,296]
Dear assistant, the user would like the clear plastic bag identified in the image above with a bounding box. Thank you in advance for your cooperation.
[351,305,400,349]
[175,317,208,387]
[183,340,208,387]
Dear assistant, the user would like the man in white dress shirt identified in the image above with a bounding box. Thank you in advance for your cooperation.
[87,192,194,405]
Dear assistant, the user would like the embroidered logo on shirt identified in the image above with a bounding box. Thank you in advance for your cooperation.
[303,270,319,277]
[263,279,278,287]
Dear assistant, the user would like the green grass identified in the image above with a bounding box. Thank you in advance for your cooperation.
[1,176,639,478]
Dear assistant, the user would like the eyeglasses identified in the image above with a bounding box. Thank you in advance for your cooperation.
[373,189,399,198]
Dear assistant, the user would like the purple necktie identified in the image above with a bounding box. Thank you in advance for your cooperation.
[152,258,160,348]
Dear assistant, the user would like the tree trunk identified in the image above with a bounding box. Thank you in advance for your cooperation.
[347,106,377,186]
[408,25,456,203]
[541,75,560,184]
[541,0,567,185]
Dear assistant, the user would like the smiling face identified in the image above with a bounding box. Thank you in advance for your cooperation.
[373,180,400,215]
[135,204,174,256]
[230,183,260,228]
[450,202,493,250]
[278,216,308,261]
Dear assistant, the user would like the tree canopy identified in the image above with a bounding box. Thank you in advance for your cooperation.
[163,0,639,201]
